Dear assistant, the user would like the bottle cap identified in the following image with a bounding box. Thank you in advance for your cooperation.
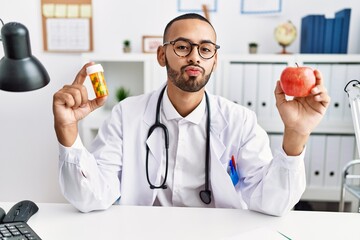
[86,64,104,75]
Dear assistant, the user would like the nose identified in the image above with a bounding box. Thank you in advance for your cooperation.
[187,44,201,63]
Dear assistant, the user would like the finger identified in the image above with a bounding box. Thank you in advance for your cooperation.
[307,84,331,112]
[314,91,331,107]
[313,69,324,86]
[274,80,287,106]
[310,69,328,96]
[69,84,89,108]
[311,83,327,95]
[88,96,108,112]
[72,62,95,85]
[60,84,89,108]
[53,90,77,109]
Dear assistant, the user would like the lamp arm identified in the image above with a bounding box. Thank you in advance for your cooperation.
[344,79,360,155]
[0,18,3,42]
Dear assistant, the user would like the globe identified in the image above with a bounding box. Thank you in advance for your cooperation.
[274,21,297,54]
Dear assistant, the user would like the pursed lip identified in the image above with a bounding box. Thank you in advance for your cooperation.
[184,66,203,75]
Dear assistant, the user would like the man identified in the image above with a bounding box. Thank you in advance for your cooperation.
[53,13,330,216]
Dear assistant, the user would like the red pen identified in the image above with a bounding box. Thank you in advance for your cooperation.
[231,155,236,170]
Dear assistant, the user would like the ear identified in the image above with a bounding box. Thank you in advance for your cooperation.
[211,53,218,72]
[157,46,166,67]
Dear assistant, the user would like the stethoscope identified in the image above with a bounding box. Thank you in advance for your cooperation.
[145,85,212,204]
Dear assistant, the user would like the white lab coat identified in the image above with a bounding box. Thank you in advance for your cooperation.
[58,86,306,216]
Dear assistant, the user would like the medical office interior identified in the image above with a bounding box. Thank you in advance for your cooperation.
[0,0,360,214]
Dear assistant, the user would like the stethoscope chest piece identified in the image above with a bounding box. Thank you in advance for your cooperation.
[199,190,212,204]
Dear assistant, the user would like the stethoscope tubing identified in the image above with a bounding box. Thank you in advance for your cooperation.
[145,85,212,204]
[146,86,169,189]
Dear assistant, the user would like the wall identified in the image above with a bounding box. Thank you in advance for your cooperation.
[89,0,360,55]
[0,0,359,203]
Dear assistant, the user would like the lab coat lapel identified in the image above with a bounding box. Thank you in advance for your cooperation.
[208,95,244,208]
[143,86,166,200]
[145,130,165,186]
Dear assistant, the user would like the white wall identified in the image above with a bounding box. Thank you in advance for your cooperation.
[0,0,359,203]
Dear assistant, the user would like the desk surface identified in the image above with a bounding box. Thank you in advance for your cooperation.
[1,202,359,240]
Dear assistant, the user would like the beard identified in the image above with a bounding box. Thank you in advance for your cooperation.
[165,58,214,93]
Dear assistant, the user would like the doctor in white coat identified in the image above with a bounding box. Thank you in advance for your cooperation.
[53,13,330,216]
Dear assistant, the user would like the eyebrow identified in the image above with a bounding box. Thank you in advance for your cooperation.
[171,37,216,45]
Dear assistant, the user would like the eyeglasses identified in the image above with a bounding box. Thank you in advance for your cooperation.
[163,39,220,59]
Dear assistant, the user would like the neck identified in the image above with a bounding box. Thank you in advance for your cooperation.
[166,83,204,117]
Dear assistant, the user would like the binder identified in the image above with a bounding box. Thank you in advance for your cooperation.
[304,135,312,184]
[328,64,347,121]
[335,8,351,53]
[300,8,351,54]
[331,17,343,53]
[339,136,356,182]
[324,136,341,187]
[227,63,244,104]
[242,64,258,112]
[313,15,326,53]
[257,64,273,119]
[300,15,315,53]
[270,63,287,121]
[323,18,334,54]
[309,135,326,187]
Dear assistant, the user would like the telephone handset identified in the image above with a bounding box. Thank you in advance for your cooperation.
[0,200,42,239]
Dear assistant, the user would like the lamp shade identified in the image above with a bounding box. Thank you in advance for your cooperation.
[0,22,50,92]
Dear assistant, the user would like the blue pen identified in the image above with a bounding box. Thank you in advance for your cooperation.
[228,159,239,186]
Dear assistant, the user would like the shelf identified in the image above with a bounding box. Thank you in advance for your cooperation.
[296,54,360,63]
[302,187,341,201]
[302,187,358,202]
[220,53,360,63]
[81,53,156,62]
[301,187,359,211]
[220,54,295,64]
[261,120,355,134]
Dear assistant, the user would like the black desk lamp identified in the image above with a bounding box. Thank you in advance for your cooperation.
[0,19,50,92]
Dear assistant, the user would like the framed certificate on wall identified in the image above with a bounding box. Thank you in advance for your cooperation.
[177,0,217,12]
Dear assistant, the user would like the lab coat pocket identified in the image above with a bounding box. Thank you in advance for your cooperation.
[211,157,244,208]
[209,136,244,208]
[220,145,241,187]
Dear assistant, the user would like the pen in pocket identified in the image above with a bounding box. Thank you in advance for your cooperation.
[228,155,239,186]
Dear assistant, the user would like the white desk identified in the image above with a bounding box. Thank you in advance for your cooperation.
[1,202,359,239]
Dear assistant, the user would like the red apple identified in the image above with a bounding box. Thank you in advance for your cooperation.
[280,65,316,97]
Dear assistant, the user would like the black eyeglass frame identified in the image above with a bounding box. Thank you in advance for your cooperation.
[163,38,220,60]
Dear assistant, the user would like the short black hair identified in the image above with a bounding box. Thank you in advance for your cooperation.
[163,13,215,42]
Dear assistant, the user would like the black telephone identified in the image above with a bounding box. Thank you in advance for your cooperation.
[0,200,42,239]
[0,207,5,222]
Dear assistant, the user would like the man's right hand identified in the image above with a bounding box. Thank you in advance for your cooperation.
[53,62,107,147]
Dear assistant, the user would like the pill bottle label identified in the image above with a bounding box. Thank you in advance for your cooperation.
[86,64,108,98]
[89,71,108,97]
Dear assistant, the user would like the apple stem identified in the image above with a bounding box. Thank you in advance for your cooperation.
[295,62,299,67]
